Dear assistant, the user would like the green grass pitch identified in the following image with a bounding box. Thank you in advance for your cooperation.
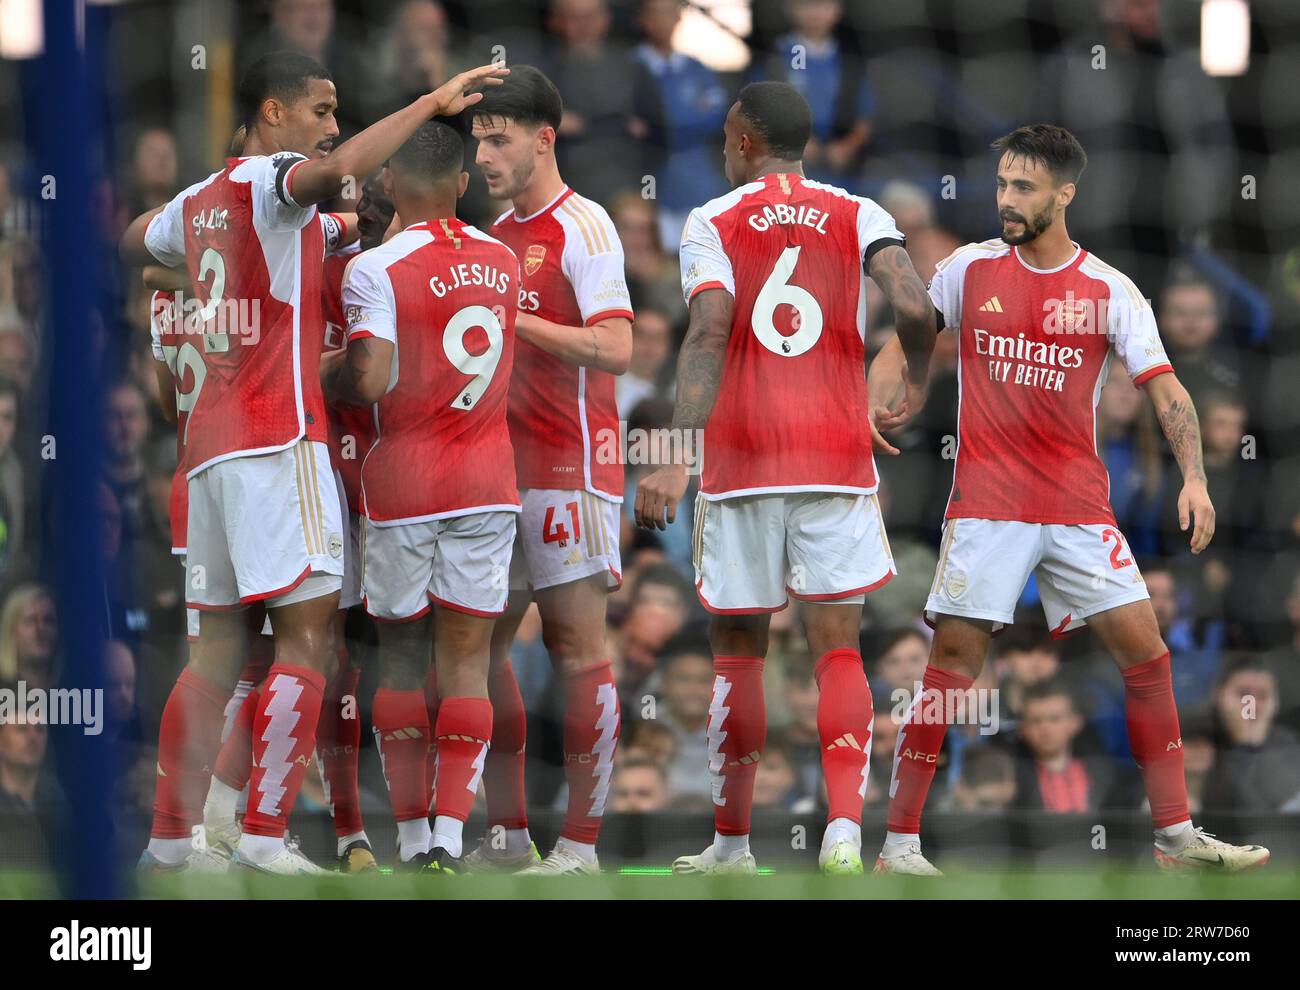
[5,865,1296,900]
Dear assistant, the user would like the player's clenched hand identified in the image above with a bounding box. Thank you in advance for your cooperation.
[429,64,509,116]
[635,463,688,531]
[1179,480,1215,553]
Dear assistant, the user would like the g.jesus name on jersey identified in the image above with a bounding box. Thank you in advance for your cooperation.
[343,218,521,524]
[679,172,906,498]
[929,239,1173,525]
[144,152,343,477]
[490,188,633,501]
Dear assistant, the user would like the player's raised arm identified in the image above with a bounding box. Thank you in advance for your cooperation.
[634,287,734,530]
[1144,372,1215,554]
[287,64,508,208]
[120,205,166,268]
[867,244,936,416]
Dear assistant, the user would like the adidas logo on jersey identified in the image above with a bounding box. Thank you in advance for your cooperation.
[978,296,1004,313]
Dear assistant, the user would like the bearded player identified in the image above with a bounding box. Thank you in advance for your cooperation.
[329,121,520,874]
[122,51,507,874]
[462,65,634,876]
[868,124,1268,875]
[635,81,937,876]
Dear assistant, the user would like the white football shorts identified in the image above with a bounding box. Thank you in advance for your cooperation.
[925,518,1151,635]
[692,491,896,614]
[185,439,344,610]
[507,488,622,592]
[363,510,517,621]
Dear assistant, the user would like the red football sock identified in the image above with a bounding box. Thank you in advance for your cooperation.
[1122,652,1190,828]
[242,664,326,838]
[212,636,274,788]
[213,688,257,791]
[560,660,620,845]
[319,653,365,838]
[815,649,875,825]
[433,697,493,823]
[708,656,766,837]
[373,688,431,823]
[886,664,972,834]
[485,660,529,830]
[424,664,440,811]
[150,667,228,839]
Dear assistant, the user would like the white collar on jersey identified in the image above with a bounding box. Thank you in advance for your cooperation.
[510,185,570,224]
[1013,242,1082,274]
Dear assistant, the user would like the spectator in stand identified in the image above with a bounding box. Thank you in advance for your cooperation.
[752,729,800,812]
[1011,680,1120,815]
[780,657,823,807]
[943,745,1016,814]
[1147,562,1224,710]
[878,181,960,287]
[991,626,1061,731]
[618,308,673,418]
[543,0,643,203]
[1264,570,1300,733]
[610,193,686,327]
[1176,713,1217,818]
[656,635,713,799]
[102,379,152,543]
[610,755,671,812]
[0,377,26,573]
[756,0,875,185]
[0,318,35,398]
[1158,277,1240,409]
[0,700,63,869]
[871,627,929,706]
[633,0,730,251]
[619,717,678,770]
[0,583,57,689]
[1203,658,1300,812]
[121,128,178,220]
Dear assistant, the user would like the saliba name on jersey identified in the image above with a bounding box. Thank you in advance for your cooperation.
[973,327,1085,393]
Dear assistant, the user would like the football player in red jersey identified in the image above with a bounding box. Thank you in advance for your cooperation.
[635,82,937,875]
[122,52,507,874]
[139,205,359,873]
[183,182,395,876]
[462,66,634,875]
[329,121,521,874]
[867,124,1268,875]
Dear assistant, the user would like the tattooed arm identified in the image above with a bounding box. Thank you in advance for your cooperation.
[867,245,936,391]
[327,337,393,407]
[634,288,734,530]
[1144,372,1215,553]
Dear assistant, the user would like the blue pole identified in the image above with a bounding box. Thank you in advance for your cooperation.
[35,0,114,899]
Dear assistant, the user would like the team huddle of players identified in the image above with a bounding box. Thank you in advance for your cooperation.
[122,53,1268,878]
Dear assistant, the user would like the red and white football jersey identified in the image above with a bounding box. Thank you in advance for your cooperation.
[928,239,1173,525]
[490,187,633,501]
[149,289,190,554]
[144,153,342,477]
[679,172,905,499]
[344,217,521,524]
[322,243,373,511]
